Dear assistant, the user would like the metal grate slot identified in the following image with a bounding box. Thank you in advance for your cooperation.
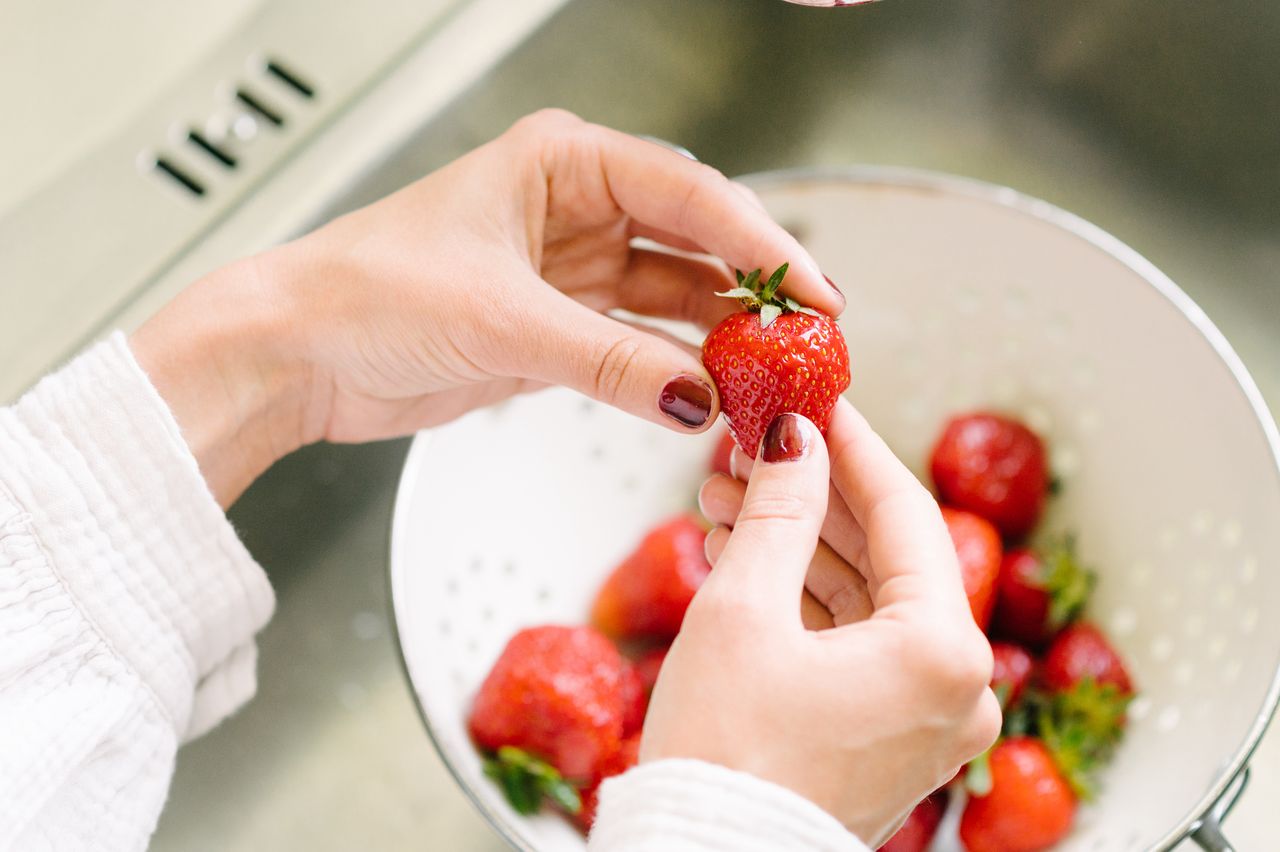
[235,87,285,126]
[187,130,237,168]
[265,58,315,98]
[153,157,206,196]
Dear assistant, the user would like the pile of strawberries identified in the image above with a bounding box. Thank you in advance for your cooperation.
[883,413,1136,852]
[467,513,710,832]
[467,271,1133,849]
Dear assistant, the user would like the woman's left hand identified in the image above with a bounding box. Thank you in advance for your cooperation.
[131,109,841,506]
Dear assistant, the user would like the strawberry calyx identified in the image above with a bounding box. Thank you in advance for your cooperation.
[1037,535,1096,632]
[1002,679,1130,801]
[716,263,822,328]
[483,746,583,815]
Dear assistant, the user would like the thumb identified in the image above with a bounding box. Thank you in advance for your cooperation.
[706,413,830,622]
[514,281,720,432]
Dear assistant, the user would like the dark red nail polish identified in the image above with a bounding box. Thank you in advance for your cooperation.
[659,375,713,428]
[823,274,844,298]
[761,413,810,463]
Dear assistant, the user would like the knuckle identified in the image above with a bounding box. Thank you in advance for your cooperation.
[591,334,646,406]
[954,691,1003,763]
[970,692,1004,752]
[675,165,730,235]
[512,107,584,139]
[912,624,993,703]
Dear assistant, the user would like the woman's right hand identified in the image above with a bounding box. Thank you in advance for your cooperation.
[643,400,1001,846]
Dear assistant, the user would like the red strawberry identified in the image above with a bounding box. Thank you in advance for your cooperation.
[930,414,1048,539]
[1042,623,1133,695]
[702,265,850,456]
[710,430,736,477]
[575,785,601,834]
[469,626,632,782]
[619,660,647,737]
[634,645,670,694]
[574,733,641,833]
[990,642,1035,707]
[592,515,711,641]
[992,541,1094,648]
[941,507,1002,630]
[959,738,1076,852]
[879,791,948,852]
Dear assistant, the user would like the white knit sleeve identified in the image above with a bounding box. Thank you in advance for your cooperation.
[0,333,274,851]
[589,760,870,852]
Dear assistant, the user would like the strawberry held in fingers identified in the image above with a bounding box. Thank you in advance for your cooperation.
[941,507,1002,630]
[959,737,1076,852]
[592,514,711,641]
[702,264,850,456]
[930,413,1048,539]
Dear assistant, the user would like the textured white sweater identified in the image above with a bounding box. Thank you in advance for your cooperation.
[0,334,867,852]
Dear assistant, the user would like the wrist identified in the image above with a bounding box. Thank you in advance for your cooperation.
[130,252,321,507]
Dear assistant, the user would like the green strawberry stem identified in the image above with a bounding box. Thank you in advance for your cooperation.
[1036,535,1096,631]
[483,746,583,815]
[965,744,994,797]
[718,263,822,328]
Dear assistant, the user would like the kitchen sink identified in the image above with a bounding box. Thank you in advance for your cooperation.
[151,0,1280,848]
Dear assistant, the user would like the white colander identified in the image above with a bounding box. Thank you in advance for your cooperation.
[389,168,1280,852]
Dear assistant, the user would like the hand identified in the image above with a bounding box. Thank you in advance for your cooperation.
[643,401,1001,846]
[130,109,841,506]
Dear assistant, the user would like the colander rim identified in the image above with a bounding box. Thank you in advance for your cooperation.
[388,165,1280,851]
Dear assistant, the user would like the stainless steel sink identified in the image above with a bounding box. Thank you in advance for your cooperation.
[151,1,1280,848]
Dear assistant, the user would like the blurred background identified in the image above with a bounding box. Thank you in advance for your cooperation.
[1,0,1276,848]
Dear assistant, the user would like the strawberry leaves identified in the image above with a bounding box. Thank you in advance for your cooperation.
[1037,536,1096,632]
[1000,680,1130,801]
[718,263,821,328]
[483,746,582,815]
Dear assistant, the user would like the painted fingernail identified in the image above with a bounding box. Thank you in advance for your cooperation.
[761,413,810,463]
[823,274,844,299]
[659,375,713,428]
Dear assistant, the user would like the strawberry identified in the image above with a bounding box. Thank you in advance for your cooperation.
[710,430,736,477]
[469,626,632,785]
[930,414,1049,539]
[941,507,1002,630]
[959,737,1076,852]
[633,644,670,694]
[619,660,647,737]
[574,733,641,833]
[992,540,1094,648]
[702,264,850,456]
[592,514,711,641]
[879,791,947,852]
[990,642,1035,707]
[1000,624,1133,801]
[1042,622,1133,695]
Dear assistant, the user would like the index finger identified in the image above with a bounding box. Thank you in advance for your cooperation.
[825,398,969,614]
[591,126,844,318]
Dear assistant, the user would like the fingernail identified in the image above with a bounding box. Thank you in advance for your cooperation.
[659,375,713,428]
[761,413,810,463]
[823,274,844,299]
